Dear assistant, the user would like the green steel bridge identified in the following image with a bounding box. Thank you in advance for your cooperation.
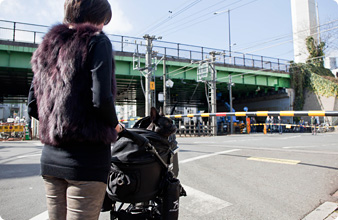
[0,20,291,114]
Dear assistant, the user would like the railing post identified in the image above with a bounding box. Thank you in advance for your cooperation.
[190,50,192,61]
[243,54,246,67]
[278,59,280,71]
[13,22,16,42]
[177,43,180,58]
[223,50,226,66]
[121,36,124,52]
[201,47,204,60]
[261,56,264,69]
[34,32,36,44]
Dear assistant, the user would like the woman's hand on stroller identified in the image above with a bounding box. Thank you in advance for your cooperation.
[115,123,125,133]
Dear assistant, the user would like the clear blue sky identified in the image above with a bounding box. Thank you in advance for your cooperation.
[0,0,337,60]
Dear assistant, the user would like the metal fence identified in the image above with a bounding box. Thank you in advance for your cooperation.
[0,20,290,72]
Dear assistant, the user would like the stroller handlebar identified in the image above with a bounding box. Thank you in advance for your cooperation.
[119,129,169,170]
[119,129,150,149]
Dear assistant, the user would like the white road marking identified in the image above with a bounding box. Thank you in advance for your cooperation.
[283,145,316,149]
[32,142,43,146]
[29,211,48,220]
[31,185,233,219]
[17,154,41,159]
[180,185,232,216]
[222,140,238,143]
[277,135,301,140]
[193,141,216,144]
[179,149,241,164]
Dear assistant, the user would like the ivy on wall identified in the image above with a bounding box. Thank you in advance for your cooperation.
[290,63,338,111]
[289,36,337,111]
[290,63,306,110]
[309,72,338,97]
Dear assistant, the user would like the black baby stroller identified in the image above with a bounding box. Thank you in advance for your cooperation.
[102,117,186,220]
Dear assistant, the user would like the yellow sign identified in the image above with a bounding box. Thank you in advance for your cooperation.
[150,81,155,90]
[0,125,25,132]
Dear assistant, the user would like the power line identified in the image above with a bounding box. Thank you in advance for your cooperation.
[159,0,257,37]
[159,0,248,36]
[151,0,231,34]
[236,18,338,52]
[133,0,193,37]
[137,0,203,37]
[245,24,338,54]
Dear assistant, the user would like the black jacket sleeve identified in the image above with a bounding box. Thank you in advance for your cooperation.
[88,34,119,127]
[27,78,39,120]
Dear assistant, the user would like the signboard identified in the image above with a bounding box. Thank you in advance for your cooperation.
[0,124,25,132]
[197,63,210,82]
[150,81,155,90]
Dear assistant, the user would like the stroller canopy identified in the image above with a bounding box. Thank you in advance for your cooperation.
[111,128,177,164]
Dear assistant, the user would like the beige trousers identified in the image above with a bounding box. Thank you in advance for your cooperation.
[42,175,106,220]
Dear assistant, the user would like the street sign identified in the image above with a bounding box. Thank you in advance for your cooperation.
[197,62,210,82]
[150,81,155,90]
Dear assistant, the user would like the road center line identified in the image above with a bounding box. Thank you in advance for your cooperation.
[247,156,301,165]
[179,149,241,164]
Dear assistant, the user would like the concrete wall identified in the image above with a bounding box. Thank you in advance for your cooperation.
[303,89,338,125]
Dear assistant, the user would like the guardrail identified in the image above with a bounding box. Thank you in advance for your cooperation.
[165,111,338,118]
[117,111,338,136]
[0,19,290,72]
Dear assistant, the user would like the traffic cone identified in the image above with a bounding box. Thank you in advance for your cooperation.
[25,125,30,140]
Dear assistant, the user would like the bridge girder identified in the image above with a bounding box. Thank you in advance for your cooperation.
[0,41,291,112]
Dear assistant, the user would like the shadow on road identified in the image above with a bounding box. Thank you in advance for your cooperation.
[0,163,40,179]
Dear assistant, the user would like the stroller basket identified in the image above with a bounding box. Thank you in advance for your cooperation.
[107,128,175,203]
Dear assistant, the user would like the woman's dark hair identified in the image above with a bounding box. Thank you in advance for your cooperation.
[64,0,112,25]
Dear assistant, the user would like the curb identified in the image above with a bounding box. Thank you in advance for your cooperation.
[302,202,338,220]
[334,126,338,133]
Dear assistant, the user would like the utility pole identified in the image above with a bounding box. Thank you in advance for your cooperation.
[209,52,217,136]
[228,9,231,57]
[229,75,234,134]
[163,56,167,114]
[144,34,155,116]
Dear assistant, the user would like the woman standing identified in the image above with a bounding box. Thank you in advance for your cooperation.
[27,0,123,219]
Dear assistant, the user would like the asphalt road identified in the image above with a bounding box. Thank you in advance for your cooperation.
[0,132,338,220]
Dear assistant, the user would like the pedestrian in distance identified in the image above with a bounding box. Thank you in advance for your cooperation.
[311,116,317,135]
[270,116,274,134]
[250,117,256,133]
[27,0,124,219]
[265,116,270,134]
[278,116,283,134]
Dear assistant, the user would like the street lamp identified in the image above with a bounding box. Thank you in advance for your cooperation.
[214,9,232,57]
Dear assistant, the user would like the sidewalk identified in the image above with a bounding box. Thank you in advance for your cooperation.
[302,202,338,220]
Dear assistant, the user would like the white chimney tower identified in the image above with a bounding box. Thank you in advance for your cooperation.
[291,0,319,63]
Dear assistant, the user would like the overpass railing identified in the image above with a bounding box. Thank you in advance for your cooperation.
[0,20,290,72]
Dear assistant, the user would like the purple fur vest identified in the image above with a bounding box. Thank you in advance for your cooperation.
[31,23,117,146]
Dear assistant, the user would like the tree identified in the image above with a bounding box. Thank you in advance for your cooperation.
[305,36,325,68]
